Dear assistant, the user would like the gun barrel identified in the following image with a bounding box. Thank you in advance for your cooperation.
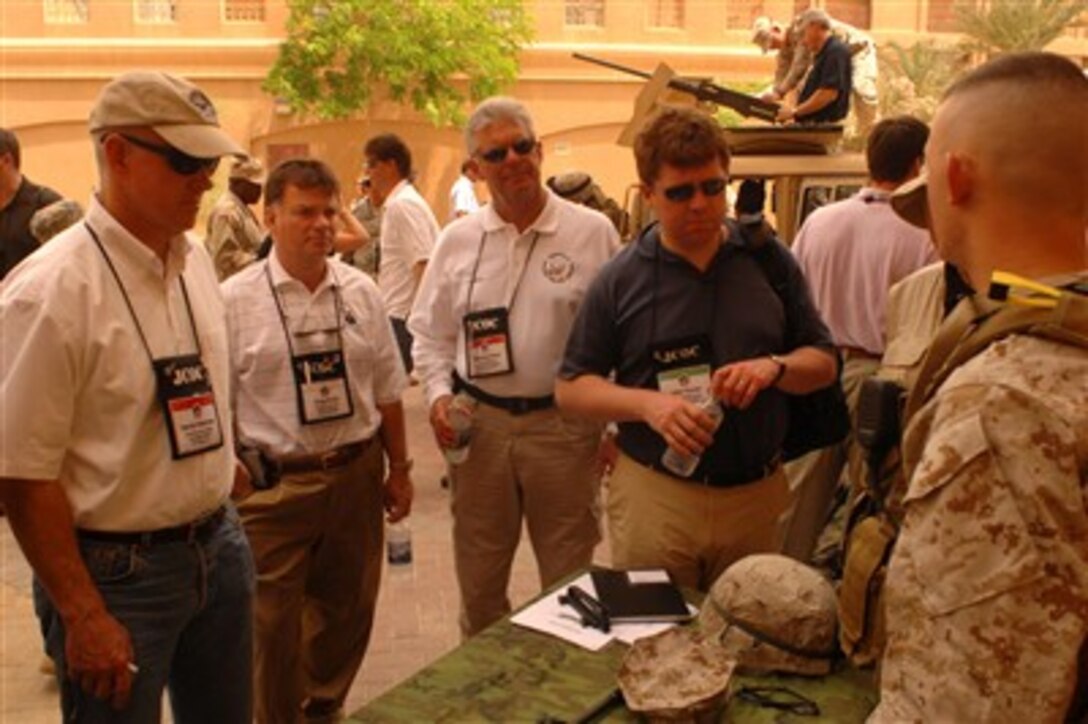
[572,53,653,81]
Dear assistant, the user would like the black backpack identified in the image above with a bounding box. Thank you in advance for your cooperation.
[734,219,851,461]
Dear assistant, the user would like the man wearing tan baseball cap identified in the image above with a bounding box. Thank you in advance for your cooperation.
[0,70,255,722]
[206,156,267,280]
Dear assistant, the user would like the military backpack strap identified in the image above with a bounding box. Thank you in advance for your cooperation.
[839,273,1087,668]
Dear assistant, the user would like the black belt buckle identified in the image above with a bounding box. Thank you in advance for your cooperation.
[509,397,532,416]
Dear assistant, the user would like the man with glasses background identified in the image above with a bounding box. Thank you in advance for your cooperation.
[410,96,619,637]
[364,133,440,375]
[221,158,412,723]
[0,70,254,722]
[557,107,837,592]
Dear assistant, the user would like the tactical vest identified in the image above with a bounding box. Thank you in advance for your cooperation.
[837,274,1088,669]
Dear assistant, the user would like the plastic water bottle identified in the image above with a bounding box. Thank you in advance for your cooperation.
[443,393,477,465]
[661,397,724,477]
[386,521,412,566]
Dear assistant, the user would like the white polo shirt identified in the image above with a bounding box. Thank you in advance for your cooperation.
[378,180,439,320]
[0,196,234,531]
[409,190,620,407]
[222,252,406,457]
[791,188,937,355]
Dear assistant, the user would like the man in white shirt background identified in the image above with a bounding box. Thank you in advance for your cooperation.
[1,70,254,722]
[448,159,481,223]
[410,97,619,637]
[785,115,938,563]
[365,134,440,374]
[222,158,412,724]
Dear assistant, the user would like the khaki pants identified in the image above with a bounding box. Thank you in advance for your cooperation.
[450,404,601,637]
[780,355,880,563]
[238,439,384,724]
[607,453,790,592]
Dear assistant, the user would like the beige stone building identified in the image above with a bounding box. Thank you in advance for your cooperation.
[2,0,1085,223]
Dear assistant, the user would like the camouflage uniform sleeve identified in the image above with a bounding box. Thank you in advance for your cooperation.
[206,206,256,281]
[871,383,1088,723]
[775,32,812,96]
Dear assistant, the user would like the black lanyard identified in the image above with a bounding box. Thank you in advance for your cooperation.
[465,229,540,314]
[264,261,347,360]
[85,222,202,364]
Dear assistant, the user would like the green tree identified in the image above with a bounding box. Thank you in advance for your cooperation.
[954,0,1084,58]
[878,41,966,122]
[265,0,532,126]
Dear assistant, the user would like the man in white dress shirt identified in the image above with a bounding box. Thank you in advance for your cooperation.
[365,133,440,374]
[222,159,413,723]
[410,97,619,637]
[1,71,254,722]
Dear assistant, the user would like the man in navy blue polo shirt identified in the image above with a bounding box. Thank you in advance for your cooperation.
[556,108,837,591]
[776,9,852,125]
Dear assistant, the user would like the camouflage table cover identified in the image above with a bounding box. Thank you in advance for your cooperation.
[348,580,876,723]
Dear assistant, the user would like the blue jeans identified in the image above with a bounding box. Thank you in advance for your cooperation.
[34,506,256,724]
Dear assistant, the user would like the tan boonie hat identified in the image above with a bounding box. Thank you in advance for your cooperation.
[891,172,929,229]
[751,16,775,52]
[89,71,245,159]
[618,626,736,722]
[230,157,265,184]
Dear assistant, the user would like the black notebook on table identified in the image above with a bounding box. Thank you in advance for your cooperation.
[589,568,692,623]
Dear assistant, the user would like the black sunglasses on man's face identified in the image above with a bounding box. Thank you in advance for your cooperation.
[662,177,728,203]
[116,134,220,176]
[476,137,536,165]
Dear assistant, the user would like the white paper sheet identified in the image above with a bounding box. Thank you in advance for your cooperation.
[510,574,699,651]
[510,573,613,651]
[626,569,672,585]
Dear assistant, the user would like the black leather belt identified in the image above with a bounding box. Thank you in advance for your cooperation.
[77,506,226,546]
[276,439,371,475]
[692,454,782,487]
[628,451,781,488]
[453,373,554,416]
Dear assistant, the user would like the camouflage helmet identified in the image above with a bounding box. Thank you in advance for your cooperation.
[699,554,839,676]
[618,626,735,722]
[29,199,84,244]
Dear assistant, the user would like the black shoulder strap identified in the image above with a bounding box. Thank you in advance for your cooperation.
[732,219,797,340]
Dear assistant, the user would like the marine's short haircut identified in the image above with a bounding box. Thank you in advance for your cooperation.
[633,107,730,186]
[866,116,929,184]
[943,51,1087,102]
[464,97,536,156]
[0,128,21,169]
[264,158,340,207]
[364,133,412,179]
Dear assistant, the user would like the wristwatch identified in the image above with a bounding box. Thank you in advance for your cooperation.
[769,354,787,386]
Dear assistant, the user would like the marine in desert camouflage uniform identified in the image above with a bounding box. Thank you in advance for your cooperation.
[205,157,266,280]
[871,52,1088,722]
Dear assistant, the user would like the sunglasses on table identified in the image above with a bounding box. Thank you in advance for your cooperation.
[116,134,220,176]
[477,137,537,164]
[662,177,728,203]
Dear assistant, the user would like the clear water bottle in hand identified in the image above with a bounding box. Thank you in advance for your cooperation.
[386,520,412,566]
[662,397,724,478]
[444,393,476,465]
